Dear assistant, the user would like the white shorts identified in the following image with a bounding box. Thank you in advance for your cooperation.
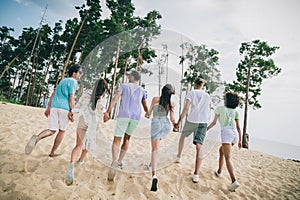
[48,108,70,131]
[221,126,238,145]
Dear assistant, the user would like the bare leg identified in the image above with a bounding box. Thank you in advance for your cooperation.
[217,145,225,174]
[50,130,65,155]
[25,129,56,155]
[117,133,131,164]
[70,128,86,163]
[112,136,122,161]
[37,129,56,142]
[222,143,236,183]
[194,143,202,175]
[177,134,185,158]
[78,149,88,162]
[151,139,160,177]
[108,135,123,181]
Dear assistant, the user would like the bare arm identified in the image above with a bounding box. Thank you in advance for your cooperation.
[169,101,176,125]
[145,97,159,118]
[103,90,122,122]
[176,99,191,126]
[207,114,218,131]
[235,119,242,149]
[142,98,149,113]
[44,89,55,117]
[68,93,75,122]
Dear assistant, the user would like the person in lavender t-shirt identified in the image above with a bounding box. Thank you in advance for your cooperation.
[103,70,148,181]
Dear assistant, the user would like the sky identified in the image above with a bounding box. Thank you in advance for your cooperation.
[0,0,300,147]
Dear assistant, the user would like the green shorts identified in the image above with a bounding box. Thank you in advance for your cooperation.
[181,120,208,145]
[114,118,139,137]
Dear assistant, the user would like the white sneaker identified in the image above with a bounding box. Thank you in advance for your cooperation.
[108,160,119,181]
[175,155,181,163]
[77,160,85,166]
[118,163,123,169]
[25,135,38,155]
[66,163,74,185]
[215,170,221,177]
[192,174,199,183]
[229,180,239,192]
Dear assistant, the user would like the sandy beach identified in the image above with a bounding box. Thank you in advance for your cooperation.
[0,102,299,199]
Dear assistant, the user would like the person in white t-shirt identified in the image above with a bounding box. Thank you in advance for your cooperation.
[174,77,211,183]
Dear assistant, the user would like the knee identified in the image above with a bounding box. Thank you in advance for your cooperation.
[113,138,121,146]
[152,146,159,152]
[219,149,224,156]
[75,143,83,149]
[224,155,231,161]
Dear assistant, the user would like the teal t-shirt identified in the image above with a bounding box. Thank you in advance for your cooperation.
[214,106,239,128]
[51,78,78,111]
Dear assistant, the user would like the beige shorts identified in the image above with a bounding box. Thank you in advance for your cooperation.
[77,115,88,131]
[48,108,69,131]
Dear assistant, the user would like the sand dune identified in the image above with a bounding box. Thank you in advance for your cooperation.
[0,102,299,199]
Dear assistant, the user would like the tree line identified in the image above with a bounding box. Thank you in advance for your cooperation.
[0,0,281,148]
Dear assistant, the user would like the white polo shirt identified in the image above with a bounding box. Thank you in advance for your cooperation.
[186,89,211,123]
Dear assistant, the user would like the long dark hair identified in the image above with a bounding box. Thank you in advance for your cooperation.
[159,84,175,112]
[90,78,109,110]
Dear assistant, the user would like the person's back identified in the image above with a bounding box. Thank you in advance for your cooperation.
[104,70,149,182]
[215,106,238,128]
[117,83,146,120]
[186,89,211,123]
[152,104,168,117]
[51,78,78,111]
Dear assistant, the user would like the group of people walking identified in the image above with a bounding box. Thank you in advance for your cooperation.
[25,65,242,193]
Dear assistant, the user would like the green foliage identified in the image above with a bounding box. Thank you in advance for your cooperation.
[180,42,222,94]
[0,0,162,107]
[225,39,281,109]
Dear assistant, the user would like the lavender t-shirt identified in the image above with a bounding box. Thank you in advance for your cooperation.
[117,83,147,120]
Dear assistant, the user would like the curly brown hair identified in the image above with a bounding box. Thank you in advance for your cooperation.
[224,92,240,109]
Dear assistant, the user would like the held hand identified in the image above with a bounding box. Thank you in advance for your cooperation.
[44,108,50,117]
[103,112,110,123]
[238,141,242,149]
[173,123,179,132]
[68,112,74,122]
[145,112,150,119]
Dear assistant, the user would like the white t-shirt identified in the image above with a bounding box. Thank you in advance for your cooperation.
[186,89,211,123]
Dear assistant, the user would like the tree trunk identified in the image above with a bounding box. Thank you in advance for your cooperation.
[17,69,25,101]
[0,38,33,79]
[36,41,56,107]
[55,46,68,86]
[110,39,121,119]
[242,61,251,148]
[8,73,17,101]
[122,58,129,83]
[61,14,87,80]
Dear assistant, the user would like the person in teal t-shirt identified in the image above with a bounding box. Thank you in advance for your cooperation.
[25,64,82,157]
[207,91,242,192]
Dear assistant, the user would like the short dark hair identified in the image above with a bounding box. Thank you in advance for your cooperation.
[127,70,141,81]
[194,77,205,86]
[225,92,240,109]
[68,64,81,77]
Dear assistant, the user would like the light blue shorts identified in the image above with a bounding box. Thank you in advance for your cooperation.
[114,118,139,137]
[181,120,208,145]
[151,117,172,140]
